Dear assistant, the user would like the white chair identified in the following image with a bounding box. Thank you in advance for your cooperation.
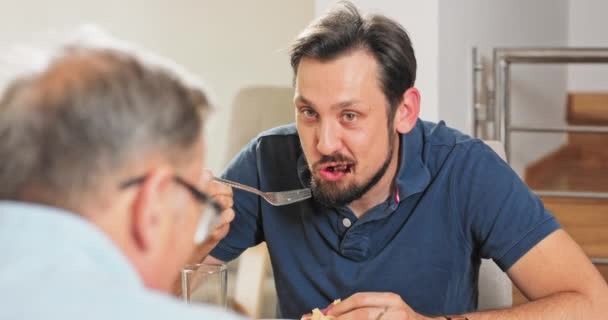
[233,243,271,318]
[223,86,295,162]
[226,86,293,318]
[224,86,513,315]
[478,140,513,310]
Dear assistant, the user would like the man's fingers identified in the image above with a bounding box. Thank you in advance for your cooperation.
[300,313,312,320]
[334,307,387,320]
[209,222,230,241]
[322,303,336,314]
[205,177,233,196]
[209,180,233,210]
[328,292,404,317]
[200,170,234,210]
[201,208,233,244]
[213,193,234,210]
[217,208,235,227]
[195,209,233,257]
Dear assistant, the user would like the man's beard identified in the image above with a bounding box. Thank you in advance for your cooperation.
[310,134,395,208]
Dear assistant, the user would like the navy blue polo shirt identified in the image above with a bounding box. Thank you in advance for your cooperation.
[210,119,560,318]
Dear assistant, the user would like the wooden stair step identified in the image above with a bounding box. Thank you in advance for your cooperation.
[542,197,608,258]
[568,133,608,147]
[567,93,608,125]
[525,145,608,193]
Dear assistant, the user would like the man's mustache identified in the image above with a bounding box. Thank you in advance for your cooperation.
[312,153,356,170]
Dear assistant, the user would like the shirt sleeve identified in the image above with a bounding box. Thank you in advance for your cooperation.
[209,138,264,262]
[454,141,561,271]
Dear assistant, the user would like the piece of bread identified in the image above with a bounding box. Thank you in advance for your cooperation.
[301,299,341,320]
[301,308,335,320]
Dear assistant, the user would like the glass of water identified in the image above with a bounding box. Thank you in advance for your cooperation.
[181,263,228,307]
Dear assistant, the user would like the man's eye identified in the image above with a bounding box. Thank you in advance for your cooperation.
[342,112,357,122]
[301,109,317,118]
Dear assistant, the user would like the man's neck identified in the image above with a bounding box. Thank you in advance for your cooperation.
[348,138,401,218]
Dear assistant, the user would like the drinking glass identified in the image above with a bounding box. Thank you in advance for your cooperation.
[181,263,228,307]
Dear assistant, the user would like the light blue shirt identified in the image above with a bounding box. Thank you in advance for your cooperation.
[0,201,244,320]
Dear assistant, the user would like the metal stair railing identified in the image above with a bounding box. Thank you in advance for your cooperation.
[472,47,608,266]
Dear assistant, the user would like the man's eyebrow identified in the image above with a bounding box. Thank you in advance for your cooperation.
[295,96,363,110]
[294,95,314,107]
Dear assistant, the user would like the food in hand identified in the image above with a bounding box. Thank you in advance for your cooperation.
[308,308,334,320]
[301,299,341,320]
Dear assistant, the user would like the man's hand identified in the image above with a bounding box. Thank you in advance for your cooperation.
[188,171,235,264]
[326,292,433,320]
[171,171,234,296]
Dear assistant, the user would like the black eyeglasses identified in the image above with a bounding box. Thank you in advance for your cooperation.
[120,176,223,216]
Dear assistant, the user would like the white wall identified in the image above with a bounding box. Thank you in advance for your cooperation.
[567,0,608,91]
[0,0,314,173]
[314,0,440,122]
[314,1,570,175]
[438,0,569,174]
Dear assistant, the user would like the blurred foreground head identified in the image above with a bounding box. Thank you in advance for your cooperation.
[0,27,213,292]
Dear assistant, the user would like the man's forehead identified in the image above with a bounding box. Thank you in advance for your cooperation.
[294,93,367,110]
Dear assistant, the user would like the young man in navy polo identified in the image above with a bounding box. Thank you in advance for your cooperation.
[204,2,608,319]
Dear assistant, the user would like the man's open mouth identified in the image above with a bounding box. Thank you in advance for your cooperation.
[323,163,353,173]
[318,162,354,181]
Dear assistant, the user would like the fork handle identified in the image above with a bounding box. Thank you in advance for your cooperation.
[213,177,264,196]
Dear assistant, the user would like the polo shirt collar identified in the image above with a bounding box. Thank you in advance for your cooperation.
[394,119,432,202]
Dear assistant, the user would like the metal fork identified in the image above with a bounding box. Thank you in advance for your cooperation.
[213,177,312,206]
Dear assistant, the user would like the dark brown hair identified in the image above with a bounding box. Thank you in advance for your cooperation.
[290,1,417,117]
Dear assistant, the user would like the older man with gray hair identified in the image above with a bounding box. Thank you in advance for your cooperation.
[0,29,242,320]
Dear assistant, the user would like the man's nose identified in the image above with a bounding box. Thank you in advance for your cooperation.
[316,121,343,155]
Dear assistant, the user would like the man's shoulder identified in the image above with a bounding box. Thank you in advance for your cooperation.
[100,289,243,320]
[224,123,303,181]
[414,120,504,182]
[420,120,479,149]
[257,123,298,140]
[133,291,245,320]
[248,123,302,156]
[0,272,244,320]
[418,120,488,163]
[428,123,517,188]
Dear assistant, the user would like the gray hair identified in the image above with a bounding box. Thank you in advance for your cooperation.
[0,27,211,205]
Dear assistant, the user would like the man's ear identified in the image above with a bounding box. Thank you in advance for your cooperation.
[129,167,175,253]
[393,87,420,134]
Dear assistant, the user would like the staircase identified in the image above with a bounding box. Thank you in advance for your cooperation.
[513,93,608,305]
